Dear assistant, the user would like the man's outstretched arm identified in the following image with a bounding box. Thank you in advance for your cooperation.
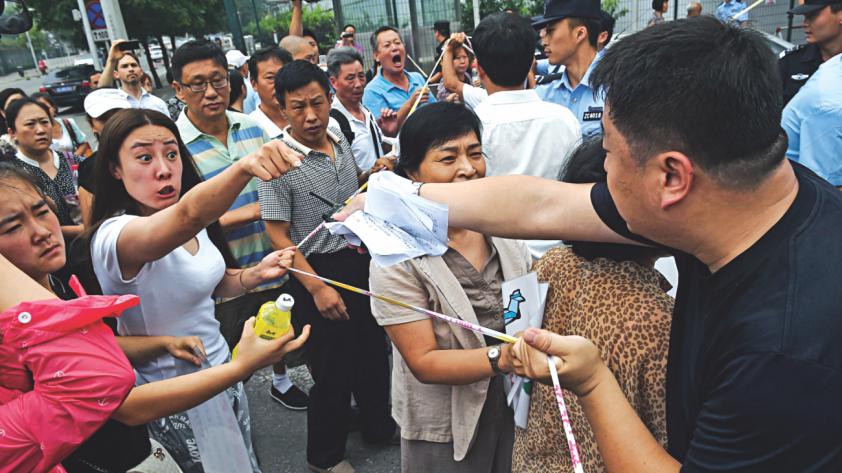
[418,176,632,244]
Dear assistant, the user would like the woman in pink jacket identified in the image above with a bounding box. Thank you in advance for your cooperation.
[0,162,309,472]
[0,251,137,473]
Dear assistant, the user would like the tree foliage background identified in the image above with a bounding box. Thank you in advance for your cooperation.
[25,0,226,47]
[241,3,337,53]
[460,0,544,32]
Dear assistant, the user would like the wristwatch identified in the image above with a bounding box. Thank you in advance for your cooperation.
[487,345,503,374]
[411,181,425,196]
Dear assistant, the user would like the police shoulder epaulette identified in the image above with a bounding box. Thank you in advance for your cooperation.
[779,43,805,59]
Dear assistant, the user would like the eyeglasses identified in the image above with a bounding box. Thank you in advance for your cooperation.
[180,77,229,93]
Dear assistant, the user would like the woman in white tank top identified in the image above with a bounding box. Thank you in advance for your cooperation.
[86,108,306,472]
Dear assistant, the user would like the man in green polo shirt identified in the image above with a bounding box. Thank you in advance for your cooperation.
[172,39,309,410]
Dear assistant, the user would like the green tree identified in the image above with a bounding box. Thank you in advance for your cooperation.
[602,0,629,20]
[27,0,85,47]
[26,0,226,49]
[244,4,336,53]
[460,0,545,32]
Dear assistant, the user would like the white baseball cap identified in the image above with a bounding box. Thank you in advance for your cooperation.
[225,49,249,69]
[83,88,132,119]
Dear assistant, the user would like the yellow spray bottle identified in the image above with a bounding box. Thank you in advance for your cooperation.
[232,294,294,359]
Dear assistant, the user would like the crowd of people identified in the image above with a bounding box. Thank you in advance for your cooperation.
[0,0,841,472]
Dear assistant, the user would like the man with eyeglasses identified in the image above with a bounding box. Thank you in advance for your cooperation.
[171,40,310,411]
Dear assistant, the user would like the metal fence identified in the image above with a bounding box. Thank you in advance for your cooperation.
[333,0,462,72]
[613,0,804,43]
[330,0,804,72]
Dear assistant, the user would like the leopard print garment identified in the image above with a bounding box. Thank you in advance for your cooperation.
[512,246,673,473]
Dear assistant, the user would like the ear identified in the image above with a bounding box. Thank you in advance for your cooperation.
[576,25,589,45]
[109,160,123,181]
[113,69,119,80]
[174,82,186,102]
[329,76,338,89]
[476,61,487,81]
[653,151,694,210]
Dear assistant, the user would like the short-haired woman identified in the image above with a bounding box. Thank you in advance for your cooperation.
[370,102,532,472]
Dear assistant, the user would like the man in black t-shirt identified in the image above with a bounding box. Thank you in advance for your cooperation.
[341,16,842,472]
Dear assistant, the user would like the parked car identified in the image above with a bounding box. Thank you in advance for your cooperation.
[39,64,95,109]
[612,28,794,55]
[149,44,163,61]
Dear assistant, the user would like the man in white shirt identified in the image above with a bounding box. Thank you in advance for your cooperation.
[226,49,259,114]
[247,46,294,139]
[327,47,396,171]
[454,13,581,258]
[117,53,169,116]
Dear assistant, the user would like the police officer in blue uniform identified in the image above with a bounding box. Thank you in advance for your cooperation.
[778,0,842,105]
[532,0,605,137]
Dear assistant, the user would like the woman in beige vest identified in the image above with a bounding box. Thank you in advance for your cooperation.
[369,102,532,473]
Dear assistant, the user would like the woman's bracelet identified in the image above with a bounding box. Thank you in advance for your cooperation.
[238,268,255,293]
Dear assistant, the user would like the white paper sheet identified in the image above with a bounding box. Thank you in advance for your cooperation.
[325,172,449,267]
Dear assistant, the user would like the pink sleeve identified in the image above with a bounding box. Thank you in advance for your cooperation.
[0,296,137,473]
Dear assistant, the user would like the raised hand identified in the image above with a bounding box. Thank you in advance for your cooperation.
[378,108,399,137]
[251,247,296,283]
[237,140,303,181]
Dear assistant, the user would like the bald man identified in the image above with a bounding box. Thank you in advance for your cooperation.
[280,35,317,65]
[687,2,703,16]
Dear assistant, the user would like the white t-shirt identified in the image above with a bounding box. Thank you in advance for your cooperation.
[474,89,581,258]
[124,89,171,117]
[461,83,488,110]
[249,106,284,139]
[331,97,384,171]
[91,215,229,384]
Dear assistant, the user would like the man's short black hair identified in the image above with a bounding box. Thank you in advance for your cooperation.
[343,23,356,31]
[564,17,600,48]
[303,28,319,43]
[371,26,400,51]
[434,20,450,37]
[652,0,667,11]
[590,17,786,188]
[248,46,293,80]
[274,60,331,107]
[599,10,616,47]
[171,39,227,83]
[472,13,536,87]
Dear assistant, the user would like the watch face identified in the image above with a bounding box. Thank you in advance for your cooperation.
[488,347,500,358]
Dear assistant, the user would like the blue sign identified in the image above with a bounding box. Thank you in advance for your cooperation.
[86,1,106,30]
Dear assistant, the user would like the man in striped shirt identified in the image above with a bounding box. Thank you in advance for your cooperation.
[172,39,309,410]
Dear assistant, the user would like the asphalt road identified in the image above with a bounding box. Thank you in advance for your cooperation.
[247,366,400,473]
